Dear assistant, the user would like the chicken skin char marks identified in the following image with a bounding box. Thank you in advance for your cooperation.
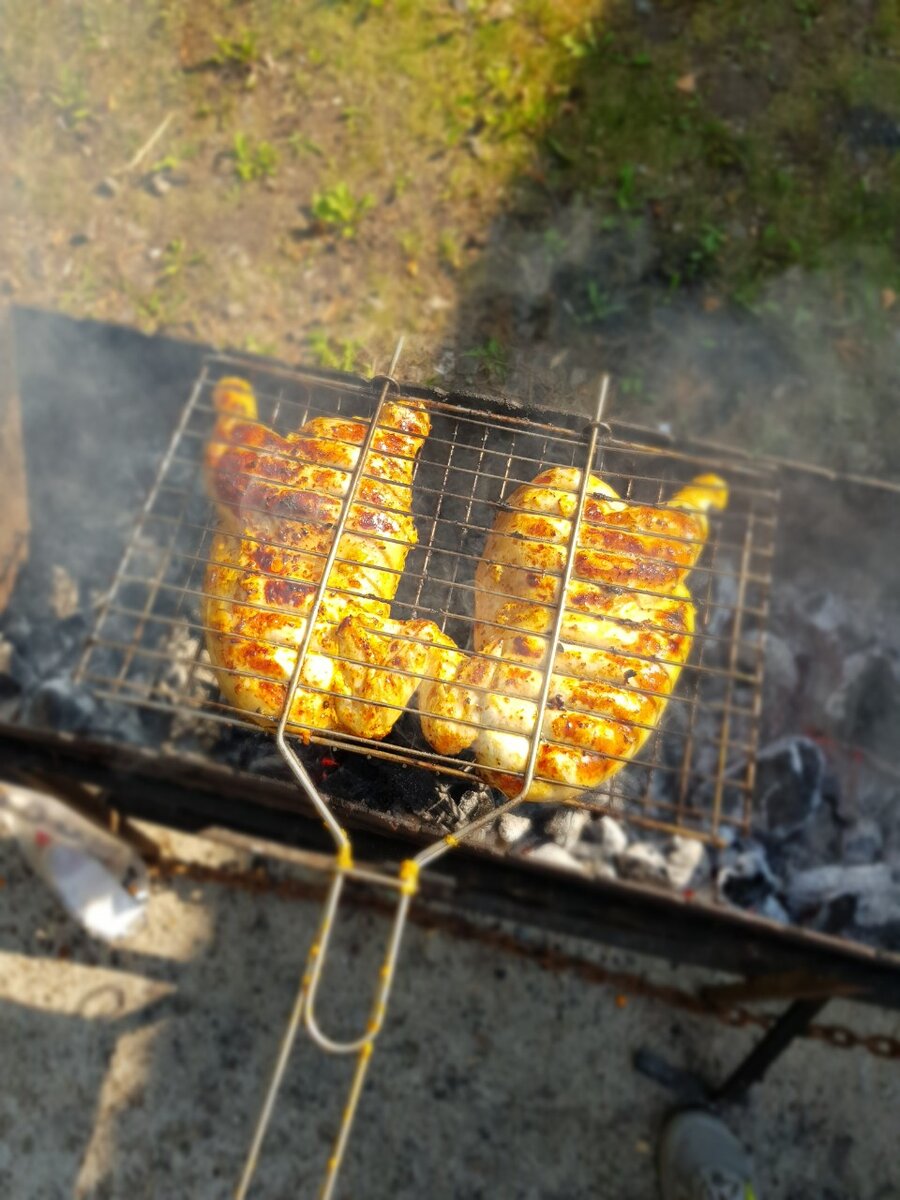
[203,377,456,741]
[419,466,728,803]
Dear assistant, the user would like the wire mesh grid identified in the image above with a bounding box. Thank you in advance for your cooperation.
[78,353,778,845]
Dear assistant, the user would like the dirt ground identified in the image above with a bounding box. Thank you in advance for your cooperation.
[2,825,900,1200]
[2,1,899,472]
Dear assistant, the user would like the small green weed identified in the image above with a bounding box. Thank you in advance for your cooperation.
[308,332,363,373]
[578,281,625,324]
[615,164,637,212]
[687,223,727,277]
[243,334,279,357]
[288,132,325,159]
[51,68,91,129]
[233,132,279,182]
[438,231,463,271]
[463,337,508,382]
[160,238,204,279]
[560,23,601,59]
[311,182,374,238]
[214,29,261,71]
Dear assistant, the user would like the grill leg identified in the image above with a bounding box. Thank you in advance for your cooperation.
[712,997,828,1105]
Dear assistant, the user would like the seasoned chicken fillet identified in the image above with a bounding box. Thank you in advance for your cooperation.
[420,466,728,802]
[203,377,455,740]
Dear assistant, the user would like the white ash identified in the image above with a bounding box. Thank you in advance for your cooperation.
[665,836,710,891]
[524,843,587,874]
[763,632,799,698]
[786,863,896,913]
[50,565,80,621]
[544,808,590,849]
[617,841,669,884]
[593,815,629,858]
[497,813,531,845]
[456,789,487,823]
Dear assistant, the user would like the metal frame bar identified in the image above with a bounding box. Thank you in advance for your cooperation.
[75,349,778,1197]
[78,359,775,846]
[237,372,613,1200]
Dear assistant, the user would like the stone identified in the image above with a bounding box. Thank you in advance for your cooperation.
[617,842,668,884]
[497,813,531,845]
[94,176,119,198]
[665,836,710,891]
[841,818,884,866]
[146,173,171,197]
[756,736,825,838]
[544,808,589,850]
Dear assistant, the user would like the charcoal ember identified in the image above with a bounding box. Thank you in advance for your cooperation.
[665,836,710,891]
[703,568,739,639]
[825,649,899,746]
[0,635,32,696]
[757,895,790,925]
[617,841,668,884]
[543,807,589,849]
[717,842,778,909]
[497,813,531,844]
[805,590,847,639]
[23,675,96,733]
[2,610,88,686]
[757,736,825,838]
[855,884,900,932]
[454,785,494,824]
[841,818,884,866]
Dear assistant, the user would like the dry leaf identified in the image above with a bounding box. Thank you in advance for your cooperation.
[676,72,697,94]
[406,259,419,278]
[703,294,723,313]
[881,287,897,311]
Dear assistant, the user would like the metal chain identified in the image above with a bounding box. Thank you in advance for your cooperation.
[147,857,900,1061]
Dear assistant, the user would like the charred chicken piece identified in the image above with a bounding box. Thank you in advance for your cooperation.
[419,467,728,802]
[203,377,456,740]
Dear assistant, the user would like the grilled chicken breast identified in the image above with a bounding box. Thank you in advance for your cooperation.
[420,467,728,802]
[203,377,455,740]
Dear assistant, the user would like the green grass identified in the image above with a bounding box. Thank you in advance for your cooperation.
[0,0,898,456]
